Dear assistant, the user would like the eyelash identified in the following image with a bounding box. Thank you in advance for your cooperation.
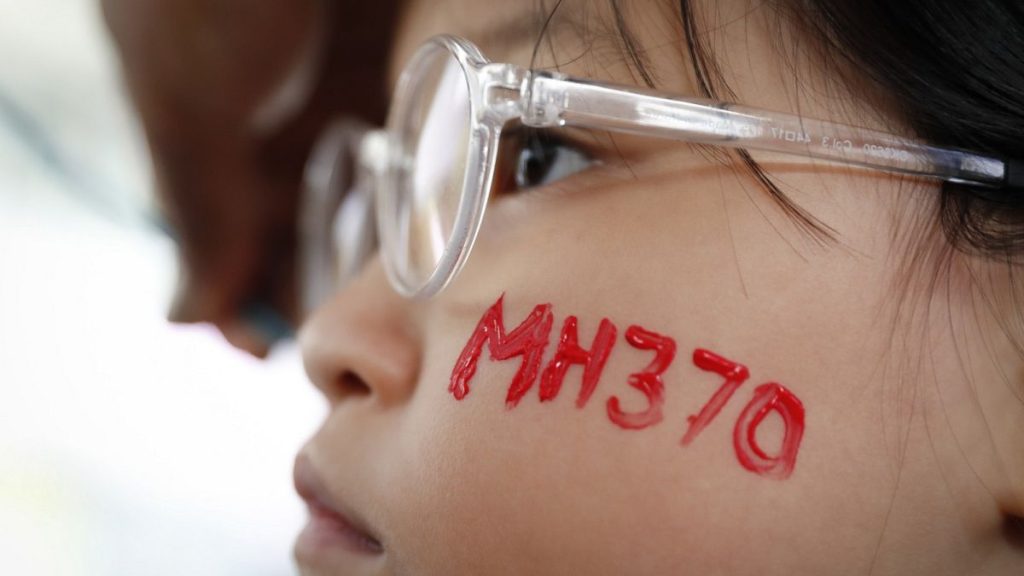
[493,126,596,195]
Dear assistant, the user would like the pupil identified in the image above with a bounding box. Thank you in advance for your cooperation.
[516,134,554,189]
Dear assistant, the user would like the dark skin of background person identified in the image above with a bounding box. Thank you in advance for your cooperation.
[102,0,398,356]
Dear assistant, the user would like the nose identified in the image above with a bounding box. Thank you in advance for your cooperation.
[298,258,420,408]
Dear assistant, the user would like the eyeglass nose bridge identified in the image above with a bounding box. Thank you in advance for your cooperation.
[300,120,382,314]
[356,129,390,179]
[331,175,377,288]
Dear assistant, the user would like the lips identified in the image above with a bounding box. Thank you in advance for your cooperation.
[293,452,384,557]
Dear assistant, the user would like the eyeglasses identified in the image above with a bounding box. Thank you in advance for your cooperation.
[300,34,1015,306]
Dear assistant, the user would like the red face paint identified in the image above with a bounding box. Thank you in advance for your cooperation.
[681,349,750,445]
[539,316,617,408]
[606,326,676,430]
[450,295,807,481]
[449,294,554,408]
[733,382,805,480]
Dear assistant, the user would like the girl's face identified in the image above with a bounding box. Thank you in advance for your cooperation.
[294,1,1024,574]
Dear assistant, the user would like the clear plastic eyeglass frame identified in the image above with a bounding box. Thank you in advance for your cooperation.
[352,34,1010,300]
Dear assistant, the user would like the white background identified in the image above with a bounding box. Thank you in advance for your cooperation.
[0,2,323,574]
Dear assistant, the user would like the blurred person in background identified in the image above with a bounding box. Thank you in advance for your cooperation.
[102,0,398,357]
[106,0,1024,574]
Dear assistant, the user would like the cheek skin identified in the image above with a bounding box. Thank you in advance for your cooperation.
[383,164,905,573]
[388,312,820,574]
[359,157,1005,574]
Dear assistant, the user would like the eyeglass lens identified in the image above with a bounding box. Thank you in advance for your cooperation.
[384,42,474,293]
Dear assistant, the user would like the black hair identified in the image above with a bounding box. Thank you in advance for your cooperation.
[616,0,1024,259]
[791,0,1024,258]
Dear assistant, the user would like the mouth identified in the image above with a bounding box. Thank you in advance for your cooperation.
[293,452,384,558]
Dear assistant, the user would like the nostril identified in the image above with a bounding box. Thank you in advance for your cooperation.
[336,370,371,398]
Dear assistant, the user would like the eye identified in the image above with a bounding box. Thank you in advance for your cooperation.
[495,127,595,193]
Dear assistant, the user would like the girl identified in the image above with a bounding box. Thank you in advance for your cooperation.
[293,0,1024,573]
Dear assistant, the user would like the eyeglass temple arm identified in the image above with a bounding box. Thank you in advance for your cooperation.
[522,73,1010,190]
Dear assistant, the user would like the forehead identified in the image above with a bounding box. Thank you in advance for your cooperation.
[388,0,558,87]
[386,0,684,92]
[392,0,532,59]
